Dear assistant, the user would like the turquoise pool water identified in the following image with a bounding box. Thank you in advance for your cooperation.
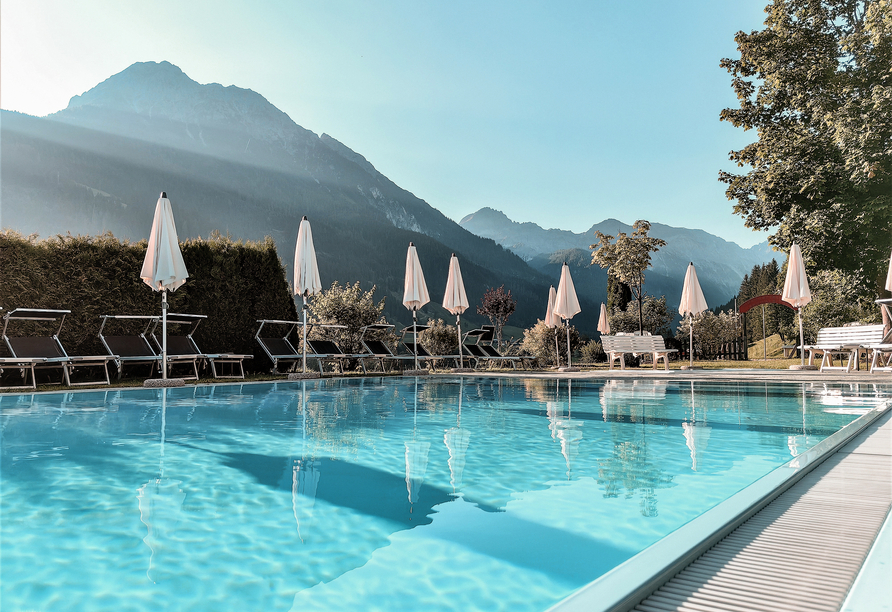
[1,377,887,611]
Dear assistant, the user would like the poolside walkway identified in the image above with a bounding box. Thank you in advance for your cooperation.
[632,408,891,612]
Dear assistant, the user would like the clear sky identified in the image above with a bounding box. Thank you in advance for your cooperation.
[1,0,771,247]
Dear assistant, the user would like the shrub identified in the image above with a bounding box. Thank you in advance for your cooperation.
[521,320,580,367]
[676,310,740,358]
[0,230,297,372]
[579,340,605,364]
[308,281,388,358]
[419,318,459,368]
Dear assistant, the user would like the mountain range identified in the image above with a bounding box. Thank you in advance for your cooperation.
[1,61,776,336]
[459,207,778,310]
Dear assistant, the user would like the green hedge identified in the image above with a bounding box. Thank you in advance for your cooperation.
[0,230,297,372]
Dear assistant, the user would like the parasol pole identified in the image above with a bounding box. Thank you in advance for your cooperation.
[456,313,463,369]
[689,313,694,368]
[302,295,308,374]
[413,309,419,371]
[565,319,572,368]
[162,289,168,379]
[798,307,805,367]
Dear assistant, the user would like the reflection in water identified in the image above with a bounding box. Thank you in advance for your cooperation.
[137,387,186,583]
[405,378,430,505]
[292,381,320,542]
[598,380,673,516]
[444,378,470,494]
[549,380,583,479]
[683,381,711,471]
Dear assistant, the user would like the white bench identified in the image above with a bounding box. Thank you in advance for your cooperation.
[629,335,678,371]
[602,334,677,370]
[601,335,635,370]
[803,324,887,372]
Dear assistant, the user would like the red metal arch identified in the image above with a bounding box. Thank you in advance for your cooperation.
[738,294,795,314]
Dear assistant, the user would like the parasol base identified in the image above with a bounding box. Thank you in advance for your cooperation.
[403,369,429,376]
[451,368,475,373]
[789,364,819,370]
[143,378,185,388]
[558,366,580,372]
[288,372,321,380]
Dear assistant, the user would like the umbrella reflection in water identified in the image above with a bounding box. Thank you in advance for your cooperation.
[292,380,320,542]
[405,377,430,506]
[682,381,711,471]
[550,380,583,479]
[137,387,185,582]
[443,377,470,495]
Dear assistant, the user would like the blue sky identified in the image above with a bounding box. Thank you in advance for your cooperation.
[1,0,770,247]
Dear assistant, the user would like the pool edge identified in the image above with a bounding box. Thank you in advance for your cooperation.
[547,397,892,612]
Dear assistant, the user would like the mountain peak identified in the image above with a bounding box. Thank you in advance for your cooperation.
[459,207,511,225]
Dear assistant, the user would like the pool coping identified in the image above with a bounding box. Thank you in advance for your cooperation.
[546,396,892,612]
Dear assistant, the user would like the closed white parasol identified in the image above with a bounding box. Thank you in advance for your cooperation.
[782,243,811,367]
[403,243,430,371]
[597,302,610,335]
[442,254,469,369]
[294,217,322,374]
[553,263,581,369]
[545,286,561,367]
[140,192,189,380]
[679,262,708,368]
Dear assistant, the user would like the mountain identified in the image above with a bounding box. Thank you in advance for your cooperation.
[460,207,779,310]
[1,62,599,333]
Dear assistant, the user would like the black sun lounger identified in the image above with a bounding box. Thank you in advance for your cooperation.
[98,315,162,379]
[150,313,252,379]
[398,325,461,369]
[358,324,413,373]
[463,326,525,370]
[255,319,304,373]
[3,308,115,386]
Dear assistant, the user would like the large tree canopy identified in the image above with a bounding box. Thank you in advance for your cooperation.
[720,0,891,293]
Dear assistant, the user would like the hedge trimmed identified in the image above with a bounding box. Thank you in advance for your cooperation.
[0,230,297,373]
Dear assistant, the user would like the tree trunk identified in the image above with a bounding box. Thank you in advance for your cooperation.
[637,273,644,333]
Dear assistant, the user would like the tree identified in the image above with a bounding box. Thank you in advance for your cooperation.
[608,296,675,337]
[720,0,892,294]
[477,285,517,350]
[607,275,632,314]
[591,220,667,333]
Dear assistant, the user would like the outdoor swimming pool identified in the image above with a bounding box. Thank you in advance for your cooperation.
[1,377,888,611]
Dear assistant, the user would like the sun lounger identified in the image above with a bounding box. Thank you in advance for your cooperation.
[462,327,523,369]
[478,325,527,369]
[305,325,353,374]
[149,313,251,379]
[99,315,162,378]
[255,319,305,373]
[3,308,115,386]
[803,324,887,372]
[358,324,411,373]
[398,325,462,369]
[0,357,47,390]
